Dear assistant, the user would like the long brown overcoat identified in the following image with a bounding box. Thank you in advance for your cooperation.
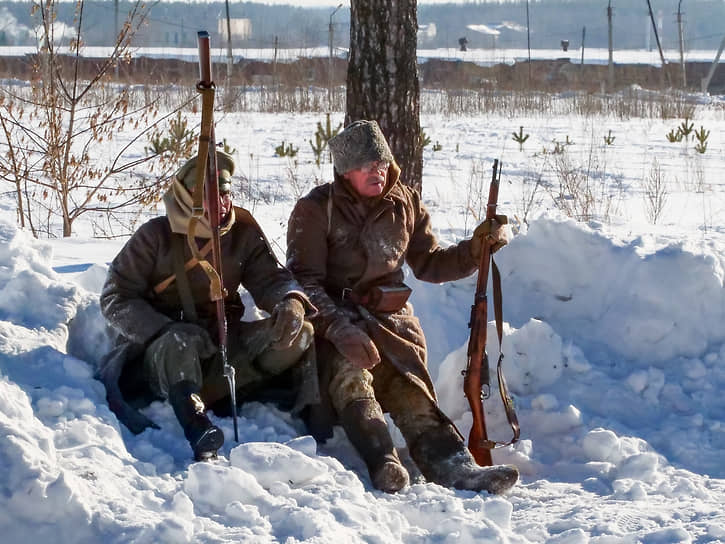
[286,164,478,404]
[100,205,316,433]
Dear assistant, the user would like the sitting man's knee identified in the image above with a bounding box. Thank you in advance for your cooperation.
[294,320,314,352]
[254,319,314,377]
[329,366,375,415]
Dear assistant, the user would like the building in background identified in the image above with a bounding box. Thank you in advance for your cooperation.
[218,18,252,42]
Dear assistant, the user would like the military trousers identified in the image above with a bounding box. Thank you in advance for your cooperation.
[322,339,447,445]
[143,317,314,406]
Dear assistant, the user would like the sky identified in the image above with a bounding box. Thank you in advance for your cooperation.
[180,0,504,6]
[2,93,725,541]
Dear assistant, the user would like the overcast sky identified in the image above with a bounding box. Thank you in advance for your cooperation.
[217,1,490,6]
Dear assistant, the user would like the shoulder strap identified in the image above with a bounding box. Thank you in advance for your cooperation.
[171,234,198,323]
[154,239,212,295]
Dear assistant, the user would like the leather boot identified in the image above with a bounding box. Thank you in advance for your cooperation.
[408,422,518,494]
[169,380,225,461]
[339,399,410,493]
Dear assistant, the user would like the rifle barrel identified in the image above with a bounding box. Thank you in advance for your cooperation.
[197,31,212,85]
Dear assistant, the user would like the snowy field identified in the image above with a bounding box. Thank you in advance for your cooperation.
[2,93,725,542]
[1,44,719,66]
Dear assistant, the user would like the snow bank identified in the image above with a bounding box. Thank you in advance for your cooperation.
[3,204,725,541]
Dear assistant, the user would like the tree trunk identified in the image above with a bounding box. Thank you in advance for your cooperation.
[346,0,422,192]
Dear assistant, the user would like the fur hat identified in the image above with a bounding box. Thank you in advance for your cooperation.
[176,150,235,193]
[328,120,394,174]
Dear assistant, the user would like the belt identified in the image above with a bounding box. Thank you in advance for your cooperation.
[326,286,369,305]
[326,283,412,313]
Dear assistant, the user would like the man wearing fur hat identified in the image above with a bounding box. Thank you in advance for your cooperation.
[99,150,318,461]
[286,120,518,494]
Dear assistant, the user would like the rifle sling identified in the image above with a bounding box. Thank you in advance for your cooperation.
[491,258,521,447]
[171,234,199,323]
[187,81,225,304]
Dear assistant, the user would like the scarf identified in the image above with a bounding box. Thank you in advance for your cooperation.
[163,178,235,238]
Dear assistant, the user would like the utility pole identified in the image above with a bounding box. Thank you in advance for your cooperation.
[273,35,279,86]
[223,0,234,110]
[224,0,233,80]
[328,3,343,111]
[677,0,686,89]
[646,0,669,86]
[525,0,531,84]
[701,35,725,94]
[580,26,586,68]
[114,0,119,79]
[607,0,614,92]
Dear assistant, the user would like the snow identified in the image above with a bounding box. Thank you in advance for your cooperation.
[2,44,720,67]
[2,97,725,541]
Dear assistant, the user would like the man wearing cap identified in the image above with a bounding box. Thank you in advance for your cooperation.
[99,150,317,461]
[287,120,518,494]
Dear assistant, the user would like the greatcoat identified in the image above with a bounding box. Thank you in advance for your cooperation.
[286,163,478,412]
[100,192,317,434]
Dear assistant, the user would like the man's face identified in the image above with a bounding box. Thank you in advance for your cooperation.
[218,189,232,221]
[344,160,390,198]
[188,182,233,223]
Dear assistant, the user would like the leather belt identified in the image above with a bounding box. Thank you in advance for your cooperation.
[340,287,370,305]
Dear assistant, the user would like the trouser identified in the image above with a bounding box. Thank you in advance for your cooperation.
[324,341,446,445]
[143,318,314,406]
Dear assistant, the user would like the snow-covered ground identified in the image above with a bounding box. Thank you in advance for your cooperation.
[2,97,725,542]
[1,44,719,66]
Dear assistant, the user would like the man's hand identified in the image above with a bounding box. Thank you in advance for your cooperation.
[325,318,381,369]
[161,322,218,359]
[471,214,510,260]
[270,297,306,350]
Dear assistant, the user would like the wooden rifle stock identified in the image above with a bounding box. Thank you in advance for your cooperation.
[196,31,238,442]
[463,159,501,466]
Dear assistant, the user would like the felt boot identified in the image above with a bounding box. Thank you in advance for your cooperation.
[340,399,409,493]
[408,422,518,494]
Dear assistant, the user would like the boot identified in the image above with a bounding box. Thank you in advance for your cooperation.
[169,380,225,461]
[408,422,518,494]
[340,399,410,493]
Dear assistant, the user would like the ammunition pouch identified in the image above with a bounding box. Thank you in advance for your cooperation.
[336,283,412,313]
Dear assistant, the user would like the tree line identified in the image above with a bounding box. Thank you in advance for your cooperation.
[1,1,724,51]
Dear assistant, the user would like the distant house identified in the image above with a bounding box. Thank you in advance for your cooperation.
[218,18,252,41]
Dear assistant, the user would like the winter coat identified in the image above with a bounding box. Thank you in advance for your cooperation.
[286,163,478,403]
[99,199,315,433]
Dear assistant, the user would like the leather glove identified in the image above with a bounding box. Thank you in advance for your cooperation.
[270,297,306,350]
[471,214,509,260]
[159,322,218,359]
[325,318,381,369]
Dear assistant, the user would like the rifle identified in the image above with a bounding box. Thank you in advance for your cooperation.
[188,30,238,442]
[463,159,519,466]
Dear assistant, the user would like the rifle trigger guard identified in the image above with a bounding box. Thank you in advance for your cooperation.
[482,384,491,399]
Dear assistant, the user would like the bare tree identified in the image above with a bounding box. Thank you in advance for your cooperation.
[346,0,422,191]
[0,0,191,238]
